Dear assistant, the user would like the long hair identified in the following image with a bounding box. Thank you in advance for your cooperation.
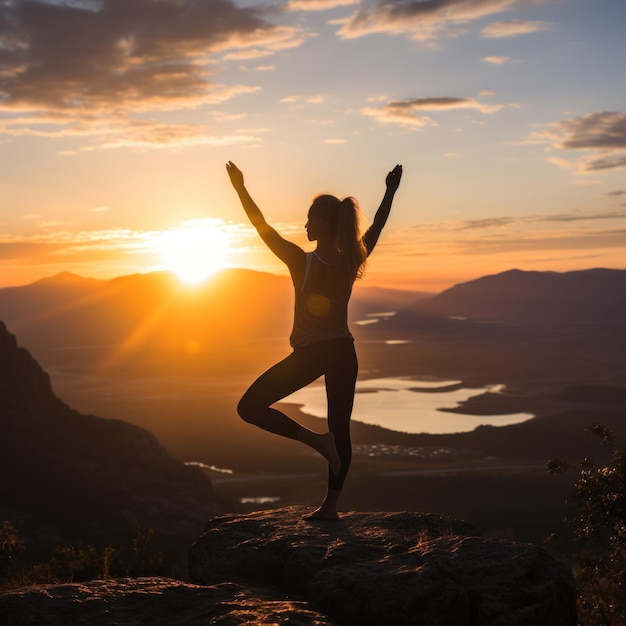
[310,194,368,280]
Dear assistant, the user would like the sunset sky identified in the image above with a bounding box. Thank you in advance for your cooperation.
[1,0,624,292]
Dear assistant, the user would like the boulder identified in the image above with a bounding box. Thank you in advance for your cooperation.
[188,506,577,626]
[0,577,337,625]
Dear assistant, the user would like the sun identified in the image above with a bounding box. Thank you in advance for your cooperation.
[158,221,231,284]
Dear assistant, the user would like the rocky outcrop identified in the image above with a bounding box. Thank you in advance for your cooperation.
[189,507,577,626]
[0,321,227,554]
[0,577,338,625]
[0,321,60,413]
[0,508,577,624]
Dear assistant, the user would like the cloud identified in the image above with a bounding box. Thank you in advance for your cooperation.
[287,0,358,11]
[387,209,626,262]
[0,0,300,148]
[529,111,626,173]
[367,212,626,286]
[0,240,64,261]
[0,112,262,152]
[459,217,517,230]
[0,227,149,264]
[554,112,626,151]
[453,228,626,255]
[362,96,504,128]
[337,0,551,42]
[279,94,327,105]
[481,19,550,38]
[458,209,626,229]
[584,154,626,172]
[542,211,626,223]
[482,55,513,64]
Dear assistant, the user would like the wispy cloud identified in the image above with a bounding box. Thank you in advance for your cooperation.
[373,210,626,271]
[337,0,553,42]
[0,0,300,149]
[287,0,358,11]
[481,19,550,38]
[280,94,327,105]
[459,209,626,229]
[482,55,513,64]
[0,219,251,271]
[363,96,505,128]
[529,111,626,174]
[452,228,626,255]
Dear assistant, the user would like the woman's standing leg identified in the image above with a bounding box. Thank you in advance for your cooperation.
[303,339,358,520]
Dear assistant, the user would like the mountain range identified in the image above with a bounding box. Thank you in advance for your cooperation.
[1,266,625,557]
[1,267,624,363]
[403,268,626,325]
[0,269,421,359]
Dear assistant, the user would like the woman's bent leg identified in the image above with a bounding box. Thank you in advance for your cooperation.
[237,350,322,440]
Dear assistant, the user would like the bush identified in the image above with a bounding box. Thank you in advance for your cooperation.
[0,521,25,583]
[548,422,626,625]
[0,523,171,589]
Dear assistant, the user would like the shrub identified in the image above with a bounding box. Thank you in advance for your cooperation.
[548,422,626,625]
[0,521,25,584]
[0,523,171,589]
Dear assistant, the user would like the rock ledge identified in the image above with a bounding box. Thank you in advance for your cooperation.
[189,506,577,626]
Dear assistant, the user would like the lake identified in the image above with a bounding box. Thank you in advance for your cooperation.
[286,377,534,434]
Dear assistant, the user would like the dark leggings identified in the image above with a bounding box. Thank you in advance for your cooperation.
[237,338,357,491]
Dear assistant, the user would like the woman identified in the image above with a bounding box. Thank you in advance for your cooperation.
[226,160,402,520]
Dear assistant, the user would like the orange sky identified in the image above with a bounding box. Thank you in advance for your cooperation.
[1,0,625,293]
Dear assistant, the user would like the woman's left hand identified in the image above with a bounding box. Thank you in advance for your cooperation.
[386,164,402,192]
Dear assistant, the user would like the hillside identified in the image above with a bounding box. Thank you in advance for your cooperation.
[399,268,626,325]
[0,321,227,560]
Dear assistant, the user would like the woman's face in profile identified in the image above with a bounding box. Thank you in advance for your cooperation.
[306,212,323,241]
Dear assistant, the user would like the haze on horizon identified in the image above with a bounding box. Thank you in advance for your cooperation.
[1,0,625,293]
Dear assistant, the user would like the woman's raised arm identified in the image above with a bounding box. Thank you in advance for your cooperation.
[226,161,304,269]
[363,164,402,255]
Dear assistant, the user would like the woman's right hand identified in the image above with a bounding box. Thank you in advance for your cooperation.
[226,161,244,189]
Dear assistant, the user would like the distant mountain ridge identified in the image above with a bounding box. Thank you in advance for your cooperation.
[399,268,626,325]
[0,268,422,356]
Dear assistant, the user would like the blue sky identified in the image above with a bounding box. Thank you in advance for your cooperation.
[0,0,624,290]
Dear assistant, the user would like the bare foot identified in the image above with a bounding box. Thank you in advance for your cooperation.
[303,506,339,522]
[296,428,341,476]
[318,432,341,476]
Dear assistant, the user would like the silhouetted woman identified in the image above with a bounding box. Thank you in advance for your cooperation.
[227,160,402,520]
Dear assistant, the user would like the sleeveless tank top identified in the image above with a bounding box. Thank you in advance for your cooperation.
[289,252,354,348]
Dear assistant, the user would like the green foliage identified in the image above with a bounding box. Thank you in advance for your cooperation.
[548,422,626,625]
[0,523,172,590]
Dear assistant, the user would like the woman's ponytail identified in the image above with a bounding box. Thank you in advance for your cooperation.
[337,197,368,280]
